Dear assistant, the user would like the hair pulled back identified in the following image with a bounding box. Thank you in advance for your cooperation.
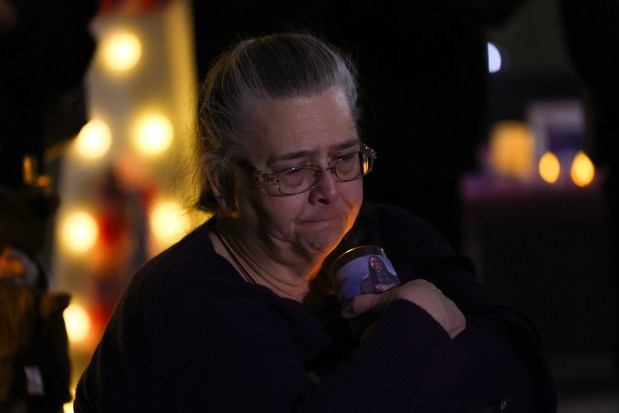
[194,32,360,213]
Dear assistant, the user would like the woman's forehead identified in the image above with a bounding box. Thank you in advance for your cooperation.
[247,88,358,162]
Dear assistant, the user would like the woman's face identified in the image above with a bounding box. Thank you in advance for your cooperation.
[235,87,363,259]
[370,256,384,270]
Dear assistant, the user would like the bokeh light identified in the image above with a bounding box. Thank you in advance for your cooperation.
[489,121,534,180]
[59,210,99,254]
[149,200,191,248]
[64,303,91,343]
[487,42,502,73]
[539,151,561,184]
[100,31,142,73]
[75,119,112,159]
[570,151,595,187]
[133,113,174,156]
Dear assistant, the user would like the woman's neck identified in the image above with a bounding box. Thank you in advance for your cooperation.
[210,220,317,302]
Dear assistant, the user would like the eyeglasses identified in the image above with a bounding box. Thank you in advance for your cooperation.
[251,145,376,196]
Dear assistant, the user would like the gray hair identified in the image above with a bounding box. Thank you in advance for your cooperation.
[194,32,361,213]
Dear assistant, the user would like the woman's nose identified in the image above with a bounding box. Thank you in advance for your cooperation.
[308,168,339,203]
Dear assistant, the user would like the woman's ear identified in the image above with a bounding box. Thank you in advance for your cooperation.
[206,164,242,219]
[210,182,228,211]
[214,191,239,219]
[207,170,236,217]
[206,167,225,204]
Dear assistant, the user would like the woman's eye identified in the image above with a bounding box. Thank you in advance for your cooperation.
[284,168,304,176]
[337,153,357,164]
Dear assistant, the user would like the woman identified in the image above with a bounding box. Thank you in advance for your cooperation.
[361,255,401,293]
[74,32,556,412]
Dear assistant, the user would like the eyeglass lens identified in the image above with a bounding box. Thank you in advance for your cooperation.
[277,149,373,195]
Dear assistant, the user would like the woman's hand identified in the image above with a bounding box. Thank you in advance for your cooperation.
[341,279,466,338]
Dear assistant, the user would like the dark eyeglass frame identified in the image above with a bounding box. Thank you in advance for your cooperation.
[247,144,377,196]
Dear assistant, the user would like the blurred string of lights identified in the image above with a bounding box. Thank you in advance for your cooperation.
[49,1,206,406]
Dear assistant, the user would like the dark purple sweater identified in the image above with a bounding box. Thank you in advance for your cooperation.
[74,202,557,412]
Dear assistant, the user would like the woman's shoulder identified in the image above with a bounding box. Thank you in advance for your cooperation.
[351,201,465,269]
[356,201,446,242]
[359,201,428,226]
[120,220,230,300]
[109,219,277,333]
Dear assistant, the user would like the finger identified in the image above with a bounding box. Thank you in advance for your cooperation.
[340,295,375,319]
[447,308,467,338]
[340,291,396,319]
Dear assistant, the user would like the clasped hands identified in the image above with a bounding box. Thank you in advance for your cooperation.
[341,279,466,338]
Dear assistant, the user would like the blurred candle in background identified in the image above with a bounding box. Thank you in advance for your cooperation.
[488,120,535,182]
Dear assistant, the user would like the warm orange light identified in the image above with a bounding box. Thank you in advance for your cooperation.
[133,113,174,156]
[538,151,561,184]
[100,31,142,73]
[570,151,595,187]
[489,121,534,181]
[75,119,112,159]
[64,303,91,343]
[59,210,98,254]
[149,199,191,247]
